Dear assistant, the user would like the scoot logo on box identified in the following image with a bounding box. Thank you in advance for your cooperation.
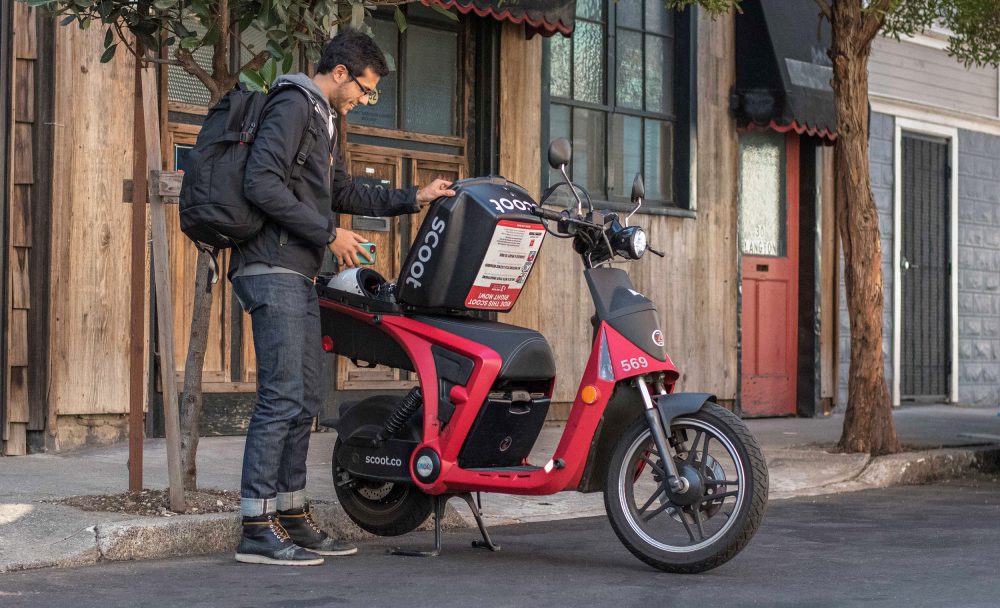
[404,216,447,289]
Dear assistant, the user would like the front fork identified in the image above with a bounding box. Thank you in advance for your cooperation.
[637,376,690,494]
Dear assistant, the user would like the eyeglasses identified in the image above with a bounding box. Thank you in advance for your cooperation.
[347,69,379,105]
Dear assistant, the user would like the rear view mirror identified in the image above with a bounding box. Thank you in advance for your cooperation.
[631,173,645,202]
[548,138,572,170]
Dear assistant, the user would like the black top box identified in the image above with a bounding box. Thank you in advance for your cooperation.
[396,176,546,313]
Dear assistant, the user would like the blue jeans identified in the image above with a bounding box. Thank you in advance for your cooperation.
[232,273,324,516]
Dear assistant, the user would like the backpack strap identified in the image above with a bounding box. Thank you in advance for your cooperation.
[267,82,324,187]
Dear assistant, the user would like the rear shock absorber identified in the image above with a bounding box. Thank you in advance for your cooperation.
[379,387,423,440]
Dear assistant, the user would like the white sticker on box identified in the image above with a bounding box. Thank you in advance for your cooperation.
[465,220,545,311]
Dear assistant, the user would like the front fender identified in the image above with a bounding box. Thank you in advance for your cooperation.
[656,392,717,429]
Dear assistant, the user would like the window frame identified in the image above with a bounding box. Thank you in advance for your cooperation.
[541,2,697,217]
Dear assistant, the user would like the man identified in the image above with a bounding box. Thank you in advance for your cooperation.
[231,28,455,566]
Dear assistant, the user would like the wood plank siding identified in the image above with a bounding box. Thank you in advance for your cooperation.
[500,14,739,412]
[48,23,138,419]
[4,3,37,454]
[870,36,1000,119]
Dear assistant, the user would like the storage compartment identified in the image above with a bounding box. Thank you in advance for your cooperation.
[396,176,545,313]
[458,390,550,469]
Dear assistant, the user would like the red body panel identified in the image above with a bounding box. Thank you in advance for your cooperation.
[320,298,680,496]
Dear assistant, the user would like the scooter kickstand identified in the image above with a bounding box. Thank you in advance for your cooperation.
[388,495,446,557]
[459,493,501,552]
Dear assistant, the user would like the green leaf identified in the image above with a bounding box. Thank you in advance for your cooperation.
[104,27,113,48]
[100,43,118,63]
[60,14,76,26]
[428,3,458,22]
[180,36,201,50]
[265,40,285,60]
[281,51,293,74]
[153,0,175,9]
[393,7,407,33]
[350,1,364,28]
[383,51,396,72]
[259,57,277,85]
[240,69,267,91]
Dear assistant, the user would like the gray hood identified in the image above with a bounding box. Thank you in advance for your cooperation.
[274,73,330,118]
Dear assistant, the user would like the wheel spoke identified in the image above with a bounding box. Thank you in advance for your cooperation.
[641,456,666,477]
[704,478,739,486]
[685,431,703,464]
[690,506,706,540]
[642,501,672,522]
[699,434,712,474]
[637,484,666,515]
[702,490,739,504]
[678,508,697,543]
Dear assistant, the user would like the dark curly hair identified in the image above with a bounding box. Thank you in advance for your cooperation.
[316,28,389,77]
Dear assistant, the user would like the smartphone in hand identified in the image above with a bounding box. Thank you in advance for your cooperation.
[359,242,377,265]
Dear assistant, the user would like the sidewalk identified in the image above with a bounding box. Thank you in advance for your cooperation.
[2,403,998,572]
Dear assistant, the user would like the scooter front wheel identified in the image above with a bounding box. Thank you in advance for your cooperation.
[604,403,768,573]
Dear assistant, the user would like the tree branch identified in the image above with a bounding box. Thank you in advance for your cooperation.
[212,0,231,81]
[813,0,832,23]
[175,47,221,100]
[859,0,892,46]
[238,50,271,77]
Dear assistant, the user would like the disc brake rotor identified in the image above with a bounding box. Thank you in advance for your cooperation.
[357,481,394,501]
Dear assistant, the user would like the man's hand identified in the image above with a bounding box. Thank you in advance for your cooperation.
[328,229,373,268]
[416,178,456,206]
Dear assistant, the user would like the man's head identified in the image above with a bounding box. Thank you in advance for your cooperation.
[314,28,389,115]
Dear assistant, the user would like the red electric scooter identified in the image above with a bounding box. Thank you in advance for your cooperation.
[318,139,768,573]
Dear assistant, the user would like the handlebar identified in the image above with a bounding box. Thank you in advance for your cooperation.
[530,205,565,223]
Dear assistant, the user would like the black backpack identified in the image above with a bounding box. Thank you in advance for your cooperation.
[179,82,319,251]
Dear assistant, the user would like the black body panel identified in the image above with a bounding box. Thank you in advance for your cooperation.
[584,268,666,361]
[319,305,414,372]
[577,383,644,493]
[458,392,550,468]
[414,315,556,381]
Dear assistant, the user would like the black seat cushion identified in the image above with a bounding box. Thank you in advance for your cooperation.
[413,316,556,381]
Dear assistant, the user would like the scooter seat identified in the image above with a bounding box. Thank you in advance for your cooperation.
[413,316,556,381]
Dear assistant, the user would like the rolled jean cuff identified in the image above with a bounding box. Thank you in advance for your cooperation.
[276,489,307,511]
[241,496,277,517]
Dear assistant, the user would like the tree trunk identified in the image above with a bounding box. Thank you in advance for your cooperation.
[180,251,215,490]
[830,1,900,455]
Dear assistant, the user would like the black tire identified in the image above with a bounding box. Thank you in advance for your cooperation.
[604,403,768,573]
[333,438,433,537]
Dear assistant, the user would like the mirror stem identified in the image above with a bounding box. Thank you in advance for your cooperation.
[626,196,642,227]
[560,164,586,216]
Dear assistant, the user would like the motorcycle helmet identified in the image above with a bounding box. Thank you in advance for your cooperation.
[326,268,388,298]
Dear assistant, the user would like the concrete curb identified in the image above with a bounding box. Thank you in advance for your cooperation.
[2,445,997,573]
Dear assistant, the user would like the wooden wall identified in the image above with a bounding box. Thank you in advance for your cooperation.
[47,23,137,419]
[499,14,739,411]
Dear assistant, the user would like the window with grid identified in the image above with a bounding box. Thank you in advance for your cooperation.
[544,0,691,210]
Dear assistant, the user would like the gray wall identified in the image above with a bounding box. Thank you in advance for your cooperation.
[837,116,1000,408]
[837,112,896,409]
[957,130,1000,405]
[870,37,999,119]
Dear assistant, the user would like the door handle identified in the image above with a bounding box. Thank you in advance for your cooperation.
[901,257,920,271]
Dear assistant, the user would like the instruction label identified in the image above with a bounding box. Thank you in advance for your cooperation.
[465,220,545,310]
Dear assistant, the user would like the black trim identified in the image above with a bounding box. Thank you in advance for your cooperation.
[28,14,55,433]
[472,18,501,177]
[796,140,821,417]
[0,0,11,439]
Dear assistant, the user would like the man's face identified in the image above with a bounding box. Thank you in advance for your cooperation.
[332,65,380,115]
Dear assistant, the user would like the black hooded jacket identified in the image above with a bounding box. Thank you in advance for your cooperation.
[233,74,418,278]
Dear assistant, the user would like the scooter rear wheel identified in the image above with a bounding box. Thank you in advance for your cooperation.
[333,439,434,537]
[604,403,768,573]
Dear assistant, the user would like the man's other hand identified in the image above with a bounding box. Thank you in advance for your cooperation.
[416,178,456,206]
[328,229,373,268]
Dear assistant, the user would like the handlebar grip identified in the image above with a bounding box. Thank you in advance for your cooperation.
[531,205,564,222]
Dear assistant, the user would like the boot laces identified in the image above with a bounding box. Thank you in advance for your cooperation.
[267,515,291,542]
[302,509,323,535]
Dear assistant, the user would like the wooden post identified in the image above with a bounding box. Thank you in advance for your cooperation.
[139,64,185,512]
[128,57,148,491]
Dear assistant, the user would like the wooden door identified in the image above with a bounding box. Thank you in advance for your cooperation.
[739,132,799,416]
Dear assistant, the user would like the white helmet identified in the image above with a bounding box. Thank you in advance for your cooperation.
[326,268,388,298]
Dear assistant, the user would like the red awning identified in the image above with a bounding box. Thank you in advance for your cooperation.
[423,0,575,37]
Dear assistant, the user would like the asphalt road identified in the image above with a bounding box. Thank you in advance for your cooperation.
[2,479,998,608]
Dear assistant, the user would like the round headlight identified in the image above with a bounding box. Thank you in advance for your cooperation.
[631,228,647,258]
